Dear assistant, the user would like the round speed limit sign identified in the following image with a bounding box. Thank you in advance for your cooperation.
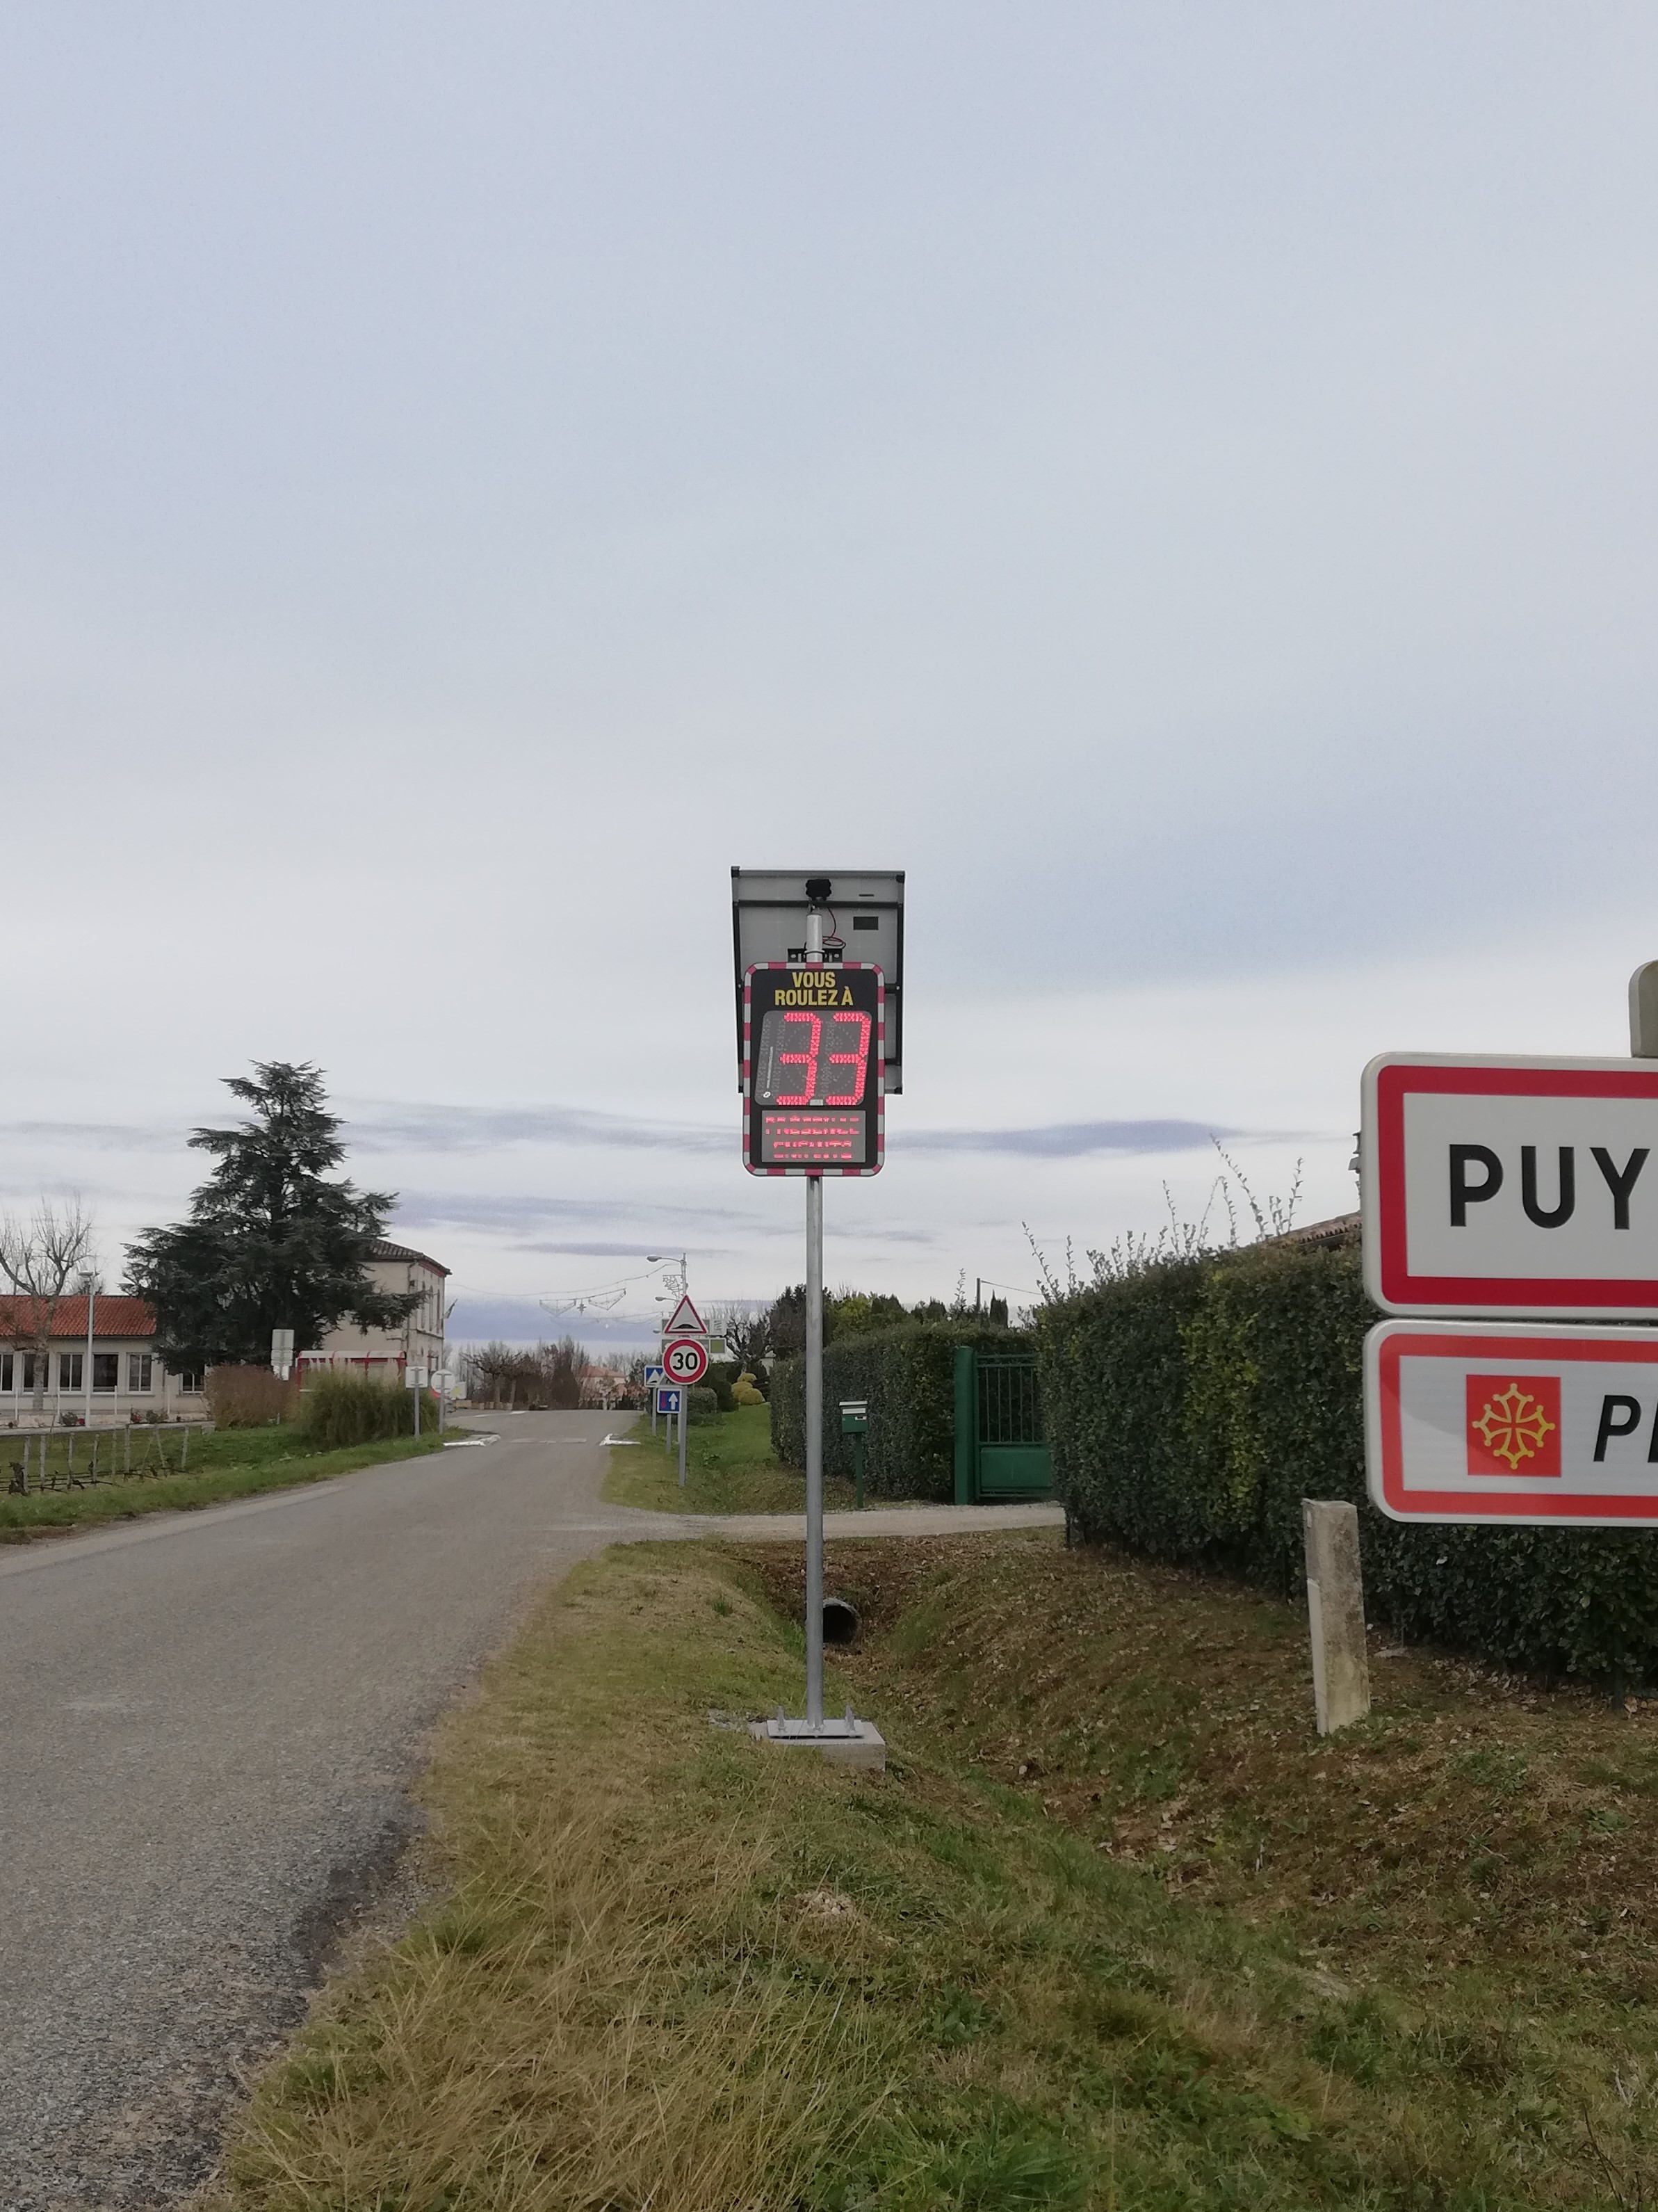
[663,1337,708,1386]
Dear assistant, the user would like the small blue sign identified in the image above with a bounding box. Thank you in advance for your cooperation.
[655,1385,682,1416]
[644,1363,665,1384]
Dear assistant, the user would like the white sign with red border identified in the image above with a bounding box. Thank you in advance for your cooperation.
[1363,1054,1658,1319]
[663,1337,708,1386]
[663,1293,706,1339]
[1367,1318,1658,1526]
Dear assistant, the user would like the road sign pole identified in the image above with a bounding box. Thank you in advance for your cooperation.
[734,873,888,1771]
[801,887,829,1730]
[678,1381,688,1487]
[805,1172,825,1725]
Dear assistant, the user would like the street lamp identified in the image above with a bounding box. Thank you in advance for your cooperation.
[77,1266,97,1428]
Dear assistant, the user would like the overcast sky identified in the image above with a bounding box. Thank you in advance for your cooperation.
[3,5,1656,1343]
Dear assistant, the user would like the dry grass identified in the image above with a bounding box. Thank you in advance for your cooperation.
[206,1366,300,1428]
[201,1551,899,2211]
[203,1534,1658,2209]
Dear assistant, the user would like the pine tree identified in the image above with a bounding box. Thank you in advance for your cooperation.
[125,1061,417,1369]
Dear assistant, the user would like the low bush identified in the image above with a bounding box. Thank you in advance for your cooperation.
[298,1371,437,1448]
[1036,1238,1658,1688]
[770,1321,1029,1501]
[701,1362,736,1414]
[205,1365,297,1428]
[686,1384,720,1425]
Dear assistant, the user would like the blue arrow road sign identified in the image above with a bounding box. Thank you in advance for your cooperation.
[655,1385,682,1416]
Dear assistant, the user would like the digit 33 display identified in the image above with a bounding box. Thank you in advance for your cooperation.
[742,962,884,1175]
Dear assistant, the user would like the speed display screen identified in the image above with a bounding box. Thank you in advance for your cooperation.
[743,962,883,1176]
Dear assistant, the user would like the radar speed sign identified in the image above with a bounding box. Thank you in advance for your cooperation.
[743,962,884,1174]
[663,1337,708,1386]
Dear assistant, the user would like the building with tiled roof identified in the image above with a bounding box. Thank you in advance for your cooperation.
[0,1293,206,1425]
[302,1238,450,1389]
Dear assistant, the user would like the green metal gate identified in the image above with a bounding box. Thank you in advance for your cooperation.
[952,1346,1053,1503]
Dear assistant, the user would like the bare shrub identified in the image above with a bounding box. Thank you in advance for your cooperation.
[205,1366,297,1428]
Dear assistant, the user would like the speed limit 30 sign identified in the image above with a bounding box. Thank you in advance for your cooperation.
[663,1337,708,1386]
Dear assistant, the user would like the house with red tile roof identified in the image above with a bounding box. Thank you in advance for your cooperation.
[1,1235,453,1424]
[0,1293,206,1426]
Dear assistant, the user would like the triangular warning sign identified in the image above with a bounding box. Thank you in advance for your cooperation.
[664,1293,706,1338]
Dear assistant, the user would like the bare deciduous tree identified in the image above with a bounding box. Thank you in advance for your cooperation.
[703,1300,772,1371]
[0,1197,97,1414]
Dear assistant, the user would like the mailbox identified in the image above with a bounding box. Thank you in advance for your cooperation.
[838,1400,869,1509]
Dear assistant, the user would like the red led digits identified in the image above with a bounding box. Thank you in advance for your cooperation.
[822,1010,870,1105]
[742,962,883,1177]
[773,1010,821,1106]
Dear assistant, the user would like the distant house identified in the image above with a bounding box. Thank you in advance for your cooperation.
[302,1240,450,1389]
[0,1295,206,1427]
[0,1240,453,1425]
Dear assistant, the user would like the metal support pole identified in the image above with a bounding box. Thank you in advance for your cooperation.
[678,1384,688,1488]
[805,1170,824,1727]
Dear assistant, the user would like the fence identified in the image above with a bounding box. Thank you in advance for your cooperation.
[6,1423,200,1496]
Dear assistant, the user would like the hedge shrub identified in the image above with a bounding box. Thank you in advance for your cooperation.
[1035,1239,1658,1688]
[770,1322,1030,1502]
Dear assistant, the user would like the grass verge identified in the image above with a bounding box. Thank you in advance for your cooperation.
[201,1530,1658,2209]
[0,1426,448,1540]
[602,1400,866,1514]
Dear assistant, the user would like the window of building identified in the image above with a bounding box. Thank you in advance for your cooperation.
[22,1352,44,1392]
[128,1353,153,1393]
[0,1353,11,1392]
[92,1353,120,1392]
[176,1369,204,1394]
[60,1351,83,1392]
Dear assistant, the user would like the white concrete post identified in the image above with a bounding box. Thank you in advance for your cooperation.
[1302,1499,1370,1735]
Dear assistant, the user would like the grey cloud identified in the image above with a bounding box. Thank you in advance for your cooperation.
[900,1119,1235,1159]
[0,1120,182,1154]
[390,1191,761,1236]
[447,1296,663,1348]
[356,1101,1258,1164]
[344,1102,729,1156]
[497,1240,694,1260]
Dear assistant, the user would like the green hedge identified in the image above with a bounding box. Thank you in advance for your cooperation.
[1035,1240,1658,1689]
[770,1322,1029,1502]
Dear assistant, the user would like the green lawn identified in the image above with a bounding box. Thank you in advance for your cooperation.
[0,1423,449,1539]
[602,1400,868,1514]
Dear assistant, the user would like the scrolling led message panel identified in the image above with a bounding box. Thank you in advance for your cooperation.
[742,962,884,1175]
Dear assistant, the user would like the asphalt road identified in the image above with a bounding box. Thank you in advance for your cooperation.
[0,1412,669,2211]
[0,1413,1062,2209]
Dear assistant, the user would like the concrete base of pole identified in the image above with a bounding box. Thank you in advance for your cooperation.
[1302,1499,1370,1736]
[751,1714,886,1773]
